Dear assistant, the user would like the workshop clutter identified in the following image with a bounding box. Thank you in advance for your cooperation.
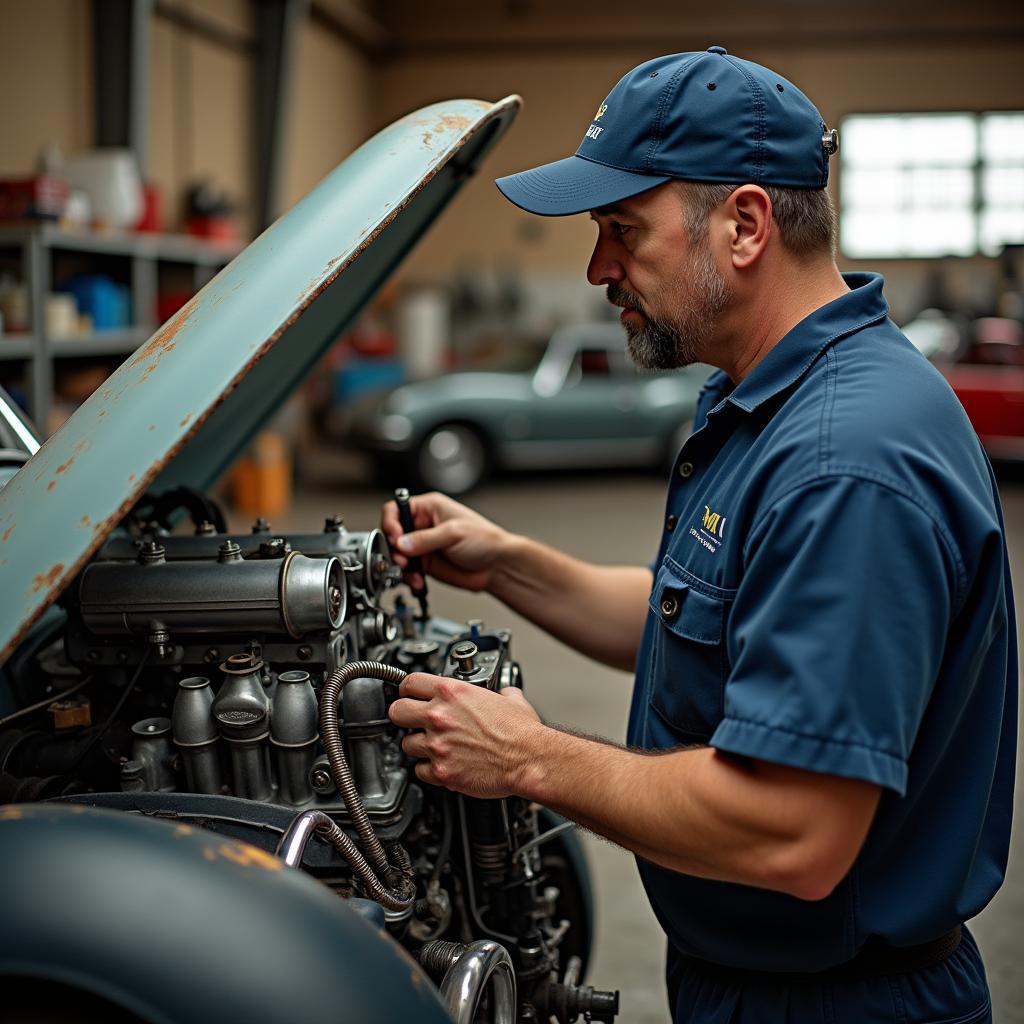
[228,431,293,520]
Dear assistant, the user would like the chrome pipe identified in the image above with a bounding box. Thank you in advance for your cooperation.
[275,809,414,912]
[276,808,321,868]
[439,939,517,1024]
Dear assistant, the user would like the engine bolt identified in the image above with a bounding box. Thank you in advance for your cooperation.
[252,517,271,533]
[452,641,479,676]
[138,539,166,565]
[218,540,243,563]
[87,650,101,663]
[297,645,313,661]
[324,514,345,533]
[311,767,333,791]
[203,647,220,664]
[195,520,217,536]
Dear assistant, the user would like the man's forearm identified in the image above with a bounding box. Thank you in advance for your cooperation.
[488,534,651,671]
[515,726,880,901]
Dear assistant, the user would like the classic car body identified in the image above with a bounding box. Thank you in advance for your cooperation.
[347,323,707,493]
[0,97,620,1024]
[903,311,1024,462]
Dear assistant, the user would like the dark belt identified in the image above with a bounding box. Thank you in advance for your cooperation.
[680,926,963,984]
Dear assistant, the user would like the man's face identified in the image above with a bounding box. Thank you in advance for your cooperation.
[587,183,733,370]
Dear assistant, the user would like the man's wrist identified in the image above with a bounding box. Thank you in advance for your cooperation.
[512,718,558,803]
[487,531,530,600]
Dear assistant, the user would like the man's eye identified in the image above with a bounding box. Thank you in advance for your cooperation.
[612,221,632,237]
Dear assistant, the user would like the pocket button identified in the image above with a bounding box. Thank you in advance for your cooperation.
[660,594,680,621]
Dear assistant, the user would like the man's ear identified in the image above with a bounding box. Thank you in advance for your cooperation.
[723,185,772,269]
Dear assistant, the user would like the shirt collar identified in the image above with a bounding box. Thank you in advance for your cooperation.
[703,272,889,414]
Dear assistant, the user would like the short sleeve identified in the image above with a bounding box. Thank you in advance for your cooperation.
[710,475,960,795]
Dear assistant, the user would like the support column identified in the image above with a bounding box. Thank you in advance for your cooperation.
[253,0,308,231]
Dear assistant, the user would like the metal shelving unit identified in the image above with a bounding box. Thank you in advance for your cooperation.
[0,225,239,429]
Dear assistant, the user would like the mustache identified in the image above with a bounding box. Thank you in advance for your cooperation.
[606,284,647,316]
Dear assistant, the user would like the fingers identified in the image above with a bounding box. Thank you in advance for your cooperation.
[395,519,462,559]
[399,673,442,700]
[388,695,429,729]
[401,730,430,759]
[414,760,446,788]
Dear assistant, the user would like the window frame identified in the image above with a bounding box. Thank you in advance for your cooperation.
[837,109,1024,260]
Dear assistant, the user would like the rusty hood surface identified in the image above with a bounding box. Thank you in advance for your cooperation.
[0,96,521,663]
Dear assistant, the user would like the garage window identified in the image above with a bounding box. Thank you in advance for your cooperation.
[839,112,1024,259]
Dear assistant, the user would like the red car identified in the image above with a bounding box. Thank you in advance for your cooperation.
[905,314,1024,462]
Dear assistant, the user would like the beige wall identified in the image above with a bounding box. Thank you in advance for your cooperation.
[150,0,254,233]
[374,33,1024,301]
[0,0,93,175]
[0,0,370,238]
[281,20,372,213]
[0,0,1021,319]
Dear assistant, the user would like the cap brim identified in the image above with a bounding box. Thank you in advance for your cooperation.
[495,155,670,216]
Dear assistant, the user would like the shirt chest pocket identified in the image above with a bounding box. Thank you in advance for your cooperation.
[646,560,735,744]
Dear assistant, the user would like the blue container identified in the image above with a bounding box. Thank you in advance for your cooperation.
[332,357,405,404]
[60,274,131,331]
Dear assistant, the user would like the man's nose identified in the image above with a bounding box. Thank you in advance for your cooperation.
[586,239,625,287]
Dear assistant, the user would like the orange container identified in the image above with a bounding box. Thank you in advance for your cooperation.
[229,431,292,519]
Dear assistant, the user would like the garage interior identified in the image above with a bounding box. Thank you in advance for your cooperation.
[0,2,1021,1022]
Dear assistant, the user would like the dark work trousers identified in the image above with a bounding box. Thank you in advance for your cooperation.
[665,926,991,1023]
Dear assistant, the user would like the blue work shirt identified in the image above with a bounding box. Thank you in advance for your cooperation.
[627,273,1017,976]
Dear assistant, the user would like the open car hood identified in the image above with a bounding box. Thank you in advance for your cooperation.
[0,96,521,663]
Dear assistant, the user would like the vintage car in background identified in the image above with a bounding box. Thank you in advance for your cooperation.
[903,311,1024,463]
[344,323,708,494]
[0,98,622,1024]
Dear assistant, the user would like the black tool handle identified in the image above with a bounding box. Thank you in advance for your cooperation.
[394,488,429,617]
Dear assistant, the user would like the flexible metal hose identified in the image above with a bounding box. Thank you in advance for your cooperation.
[319,660,407,879]
[275,809,414,912]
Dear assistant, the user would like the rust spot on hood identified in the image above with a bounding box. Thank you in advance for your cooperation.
[30,563,65,595]
[2,525,13,543]
[81,515,91,528]
[47,481,56,492]
[0,806,24,820]
[130,294,200,380]
[437,113,472,134]
[204,840,283,872]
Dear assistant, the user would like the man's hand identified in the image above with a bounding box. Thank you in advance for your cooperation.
[382,490,651,672]
[381,491,514,593]
[388,674,544,799]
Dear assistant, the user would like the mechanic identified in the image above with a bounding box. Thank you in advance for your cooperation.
[385,48,1016,1023]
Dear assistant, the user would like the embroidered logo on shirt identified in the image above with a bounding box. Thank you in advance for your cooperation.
[689,504,727,554]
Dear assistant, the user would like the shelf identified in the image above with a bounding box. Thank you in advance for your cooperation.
[52,327,151,357]
[0,338,34,360]
[0,328,151,361]
[0,226,239,428]
[0,224,241,265]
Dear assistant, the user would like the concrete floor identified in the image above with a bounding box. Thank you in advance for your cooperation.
[282,455,1023,1023]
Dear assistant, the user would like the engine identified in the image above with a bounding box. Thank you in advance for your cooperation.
[0,501,619,1024]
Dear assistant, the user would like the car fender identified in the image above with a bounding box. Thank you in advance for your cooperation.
[0,803,452,1024]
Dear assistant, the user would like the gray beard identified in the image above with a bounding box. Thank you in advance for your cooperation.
[610,244,732,370]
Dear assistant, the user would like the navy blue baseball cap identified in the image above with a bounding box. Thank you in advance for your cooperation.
[496,46,837,216]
